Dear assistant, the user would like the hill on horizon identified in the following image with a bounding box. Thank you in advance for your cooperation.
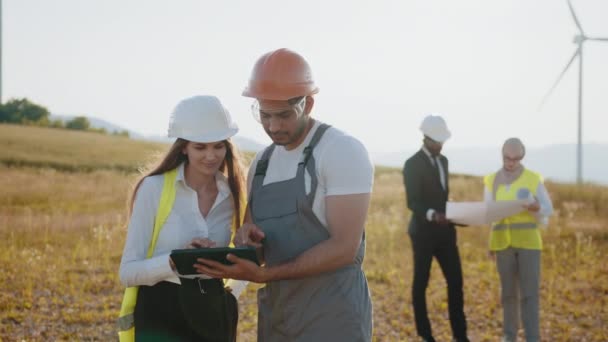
[50,114,266,153]
[372,143,608,186]
[47,115,608,185]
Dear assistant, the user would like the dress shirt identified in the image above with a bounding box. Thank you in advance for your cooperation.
[120,162,233,287]
[421,145,446,222]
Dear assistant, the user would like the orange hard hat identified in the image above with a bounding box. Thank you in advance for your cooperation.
[242,48,319,100]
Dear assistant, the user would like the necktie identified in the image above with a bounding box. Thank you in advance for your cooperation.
[435,156,446,190]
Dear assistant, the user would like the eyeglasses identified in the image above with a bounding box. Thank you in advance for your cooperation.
[251,97,306,124]
[503,155,523,162]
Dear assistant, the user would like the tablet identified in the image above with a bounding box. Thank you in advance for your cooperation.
[170,246,260,275]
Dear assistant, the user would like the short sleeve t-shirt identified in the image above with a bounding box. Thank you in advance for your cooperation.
[247,120,374,227]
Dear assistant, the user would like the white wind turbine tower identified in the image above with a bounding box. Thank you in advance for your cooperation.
[539,0,608,185]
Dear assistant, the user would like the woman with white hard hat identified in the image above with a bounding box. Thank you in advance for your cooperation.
[117,95,246,341]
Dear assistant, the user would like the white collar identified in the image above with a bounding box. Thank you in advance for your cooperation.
[176,162,231,198]
[421,145,434,160]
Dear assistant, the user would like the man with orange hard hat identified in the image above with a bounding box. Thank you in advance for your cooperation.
[195,48,374,341]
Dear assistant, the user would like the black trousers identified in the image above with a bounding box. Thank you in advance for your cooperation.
[134,279,238,342]
[409,227,468,341]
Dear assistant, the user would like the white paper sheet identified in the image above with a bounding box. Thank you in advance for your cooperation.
[446,200,530,226]
[446,202,487,226]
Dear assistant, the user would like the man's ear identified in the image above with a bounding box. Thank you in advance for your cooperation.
[304,96,315,115]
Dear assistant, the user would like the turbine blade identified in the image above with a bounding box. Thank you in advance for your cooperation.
[567,0,585,34]
[587,37,608,42]
[538,48,580,110]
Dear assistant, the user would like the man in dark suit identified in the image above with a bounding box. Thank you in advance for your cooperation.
[403,115,469,342]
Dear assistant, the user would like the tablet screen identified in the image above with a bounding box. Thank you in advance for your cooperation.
[170,246,259,275]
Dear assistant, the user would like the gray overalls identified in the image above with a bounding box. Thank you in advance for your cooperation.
[250,124,372,342]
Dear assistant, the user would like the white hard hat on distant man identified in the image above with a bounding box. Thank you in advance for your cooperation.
[420,114,451,143]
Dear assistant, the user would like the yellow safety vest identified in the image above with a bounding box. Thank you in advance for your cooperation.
[485,169,543,251]
[117,168,178,342]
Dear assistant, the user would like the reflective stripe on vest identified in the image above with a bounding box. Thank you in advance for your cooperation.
[117,313,134,331]
[484,169,543,251]
[492,222,537,231]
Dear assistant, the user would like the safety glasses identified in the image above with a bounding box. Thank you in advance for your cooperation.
[251,96,307,124]
[503,155,523,163]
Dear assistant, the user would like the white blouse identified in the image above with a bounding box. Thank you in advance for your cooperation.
[119,163,234,287]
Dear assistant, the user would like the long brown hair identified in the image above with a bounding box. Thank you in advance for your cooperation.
[128,138,246,229]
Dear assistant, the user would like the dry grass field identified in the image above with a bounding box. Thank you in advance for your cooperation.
[1,124,607,341]
[0,124,166,172]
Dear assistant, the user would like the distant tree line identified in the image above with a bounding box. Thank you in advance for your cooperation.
[0,98,130,137]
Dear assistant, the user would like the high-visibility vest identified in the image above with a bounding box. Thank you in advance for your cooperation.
[117,168,178,342]
[485,169,543,251]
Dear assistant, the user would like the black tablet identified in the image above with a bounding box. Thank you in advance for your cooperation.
[170,246,260,275]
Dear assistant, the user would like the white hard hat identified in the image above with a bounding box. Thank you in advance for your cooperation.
[168,95,239,143]
[420,114,451,143]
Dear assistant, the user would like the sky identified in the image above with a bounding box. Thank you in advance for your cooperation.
[4,0,608,155]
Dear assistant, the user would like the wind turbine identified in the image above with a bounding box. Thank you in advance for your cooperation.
[539,0,608,185]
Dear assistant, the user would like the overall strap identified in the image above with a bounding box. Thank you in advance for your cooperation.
[300,123,331,168]
[297,123,331,203]
[251,144,276,196]
[255,145,276,177]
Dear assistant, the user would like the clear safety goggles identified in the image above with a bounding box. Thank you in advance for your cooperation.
[251,96,307,124]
